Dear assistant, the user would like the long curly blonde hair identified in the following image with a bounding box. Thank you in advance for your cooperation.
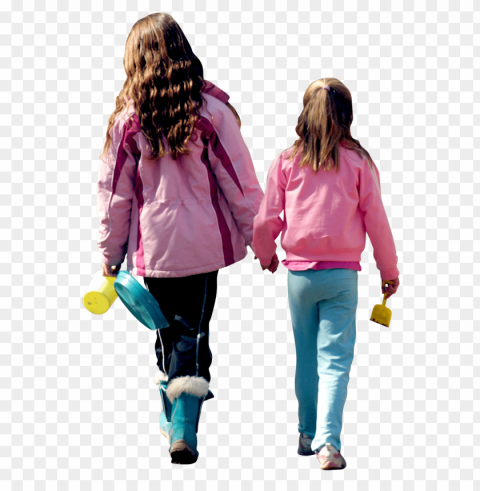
[289,78,374,172]
[100,13,208,162]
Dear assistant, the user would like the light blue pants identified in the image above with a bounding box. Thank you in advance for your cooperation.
[287,268,358,453]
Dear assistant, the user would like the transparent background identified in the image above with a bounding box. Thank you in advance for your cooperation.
[1,0,479,489]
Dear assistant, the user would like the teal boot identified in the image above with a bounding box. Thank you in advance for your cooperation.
[154,372,172,442]
[159,381,172,442]
[166,376,210,465]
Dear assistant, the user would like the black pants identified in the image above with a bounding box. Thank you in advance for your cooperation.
[143,270,218,383]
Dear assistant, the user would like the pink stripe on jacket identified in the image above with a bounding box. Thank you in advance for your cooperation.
[252,145,399,280]
[96,81,264,278]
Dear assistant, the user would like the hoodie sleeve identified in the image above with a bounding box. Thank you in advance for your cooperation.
[358,159,399,280]
[203,106,264,248]
[96,115,140,266]
[251,154,286,265]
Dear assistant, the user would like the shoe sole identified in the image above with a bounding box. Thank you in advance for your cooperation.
[320,460,347,470]
[170,439,198,465]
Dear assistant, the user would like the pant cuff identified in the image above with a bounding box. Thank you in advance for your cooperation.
[166,375,209,403]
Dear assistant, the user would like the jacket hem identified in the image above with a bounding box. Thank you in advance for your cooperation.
[284,249,364,262]
[284,252,398,278]
[127,249,248,278]
[282,260,361,271]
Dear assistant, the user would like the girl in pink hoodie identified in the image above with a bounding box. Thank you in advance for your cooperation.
[252,78,400,470]
[96,13,264,464]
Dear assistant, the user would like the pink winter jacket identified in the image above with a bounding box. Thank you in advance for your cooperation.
[97,81,264,278]
[252,145,400,280]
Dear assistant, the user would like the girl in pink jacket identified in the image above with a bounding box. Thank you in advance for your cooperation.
[252,78,400,470]
[96,13,263,464]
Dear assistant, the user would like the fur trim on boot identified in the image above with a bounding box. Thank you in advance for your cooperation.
[166,375,209,403]
[153,370,169,385]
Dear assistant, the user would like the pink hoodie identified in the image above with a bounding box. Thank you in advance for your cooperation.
[252,145,399,280]
[96,81,264,278]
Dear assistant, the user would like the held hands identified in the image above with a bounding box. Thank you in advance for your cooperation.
[254,253,279,273]
[102,263,121,277]
[381,276,400,300]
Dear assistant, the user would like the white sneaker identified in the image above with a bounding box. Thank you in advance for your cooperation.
[316,443,347,470]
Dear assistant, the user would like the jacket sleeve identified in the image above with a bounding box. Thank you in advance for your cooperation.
[358,159,399,280]
[206,107,264,248]
[251,154,286,265]
[96,117,139,266]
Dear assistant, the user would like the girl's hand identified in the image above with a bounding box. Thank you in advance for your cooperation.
[267,254,279,273]
[254,254,279,273]
[381,276,400,300]
[102,263,121,277]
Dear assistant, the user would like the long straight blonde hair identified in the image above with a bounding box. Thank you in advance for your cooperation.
[289,78,374,172]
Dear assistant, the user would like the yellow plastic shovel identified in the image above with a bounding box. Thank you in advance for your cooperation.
[370,280,394,327]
